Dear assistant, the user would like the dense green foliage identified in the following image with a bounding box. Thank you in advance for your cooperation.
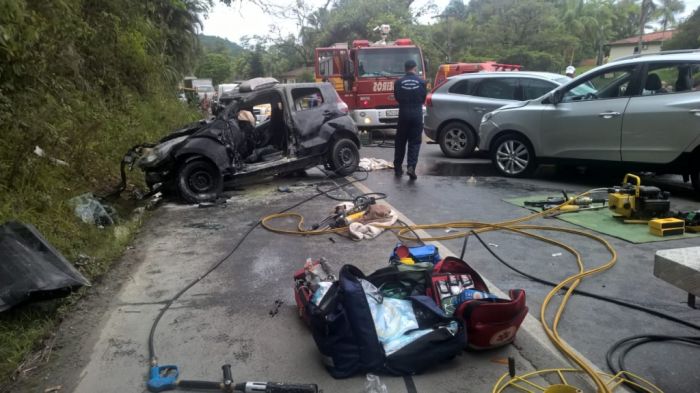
[664,5,700,49]
[0,0,204,384]
[199,0,697,82]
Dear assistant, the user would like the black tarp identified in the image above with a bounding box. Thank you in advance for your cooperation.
[0,221,90,312]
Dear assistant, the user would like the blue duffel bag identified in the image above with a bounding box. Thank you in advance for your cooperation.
[305,264,466,378]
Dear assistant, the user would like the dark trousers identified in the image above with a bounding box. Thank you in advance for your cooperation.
[394,113,423,169]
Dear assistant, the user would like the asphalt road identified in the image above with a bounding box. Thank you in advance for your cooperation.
[8,141,700,393]
[360,141,700,393]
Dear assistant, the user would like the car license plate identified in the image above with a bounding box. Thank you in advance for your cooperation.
[386,109,399,117]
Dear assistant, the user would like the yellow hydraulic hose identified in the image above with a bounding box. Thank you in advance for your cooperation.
[259,189,630,393]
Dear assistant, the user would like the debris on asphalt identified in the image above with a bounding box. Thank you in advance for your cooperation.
[269,299,284,317]
[69,193,117,226]
[358,157,394,172]
[445,227,457,233]
[278,186,292,193]
[44,385,62,393]
[467,175,477,184]
[145,192,163,210]
[198,199,226,208]
[488,243,499,248]
[185,222,225,230]
[0,221,91,312]
[552,253,563,257]
[328,237,336,243]
[364,374,388,393]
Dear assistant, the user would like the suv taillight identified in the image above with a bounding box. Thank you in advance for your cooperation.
[334,90,349,113]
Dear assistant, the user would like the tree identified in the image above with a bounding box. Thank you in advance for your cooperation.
[663,4,700,49]
[195,53,234,84]
[656,0,685,31]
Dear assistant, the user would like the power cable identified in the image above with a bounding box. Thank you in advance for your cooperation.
[147,168,370,364]
[469,231,700,332]
[468,230,700,393]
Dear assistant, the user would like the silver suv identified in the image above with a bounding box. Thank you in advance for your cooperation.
[424,72,569,157]
[478,51,700,194]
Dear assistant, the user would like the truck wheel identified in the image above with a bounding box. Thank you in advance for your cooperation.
[177,159,223,203]
[439,122,476,158]
[491,134,536,178]
[328,138,359,176]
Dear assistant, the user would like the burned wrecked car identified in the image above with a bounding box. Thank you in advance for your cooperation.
[130,78,361,203]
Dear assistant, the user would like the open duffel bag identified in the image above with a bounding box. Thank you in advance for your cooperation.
[305,265,466,378]
[429,256,528,350]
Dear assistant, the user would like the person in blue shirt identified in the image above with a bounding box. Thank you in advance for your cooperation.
[393,59,427,180]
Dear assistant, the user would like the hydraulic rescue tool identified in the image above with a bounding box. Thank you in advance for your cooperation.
[311,194,379,229]
[148,363,318,393]
[524,191,607,213]
[607,174,670,221]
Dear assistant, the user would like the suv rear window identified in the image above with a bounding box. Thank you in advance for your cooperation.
[474,78,519,100]
[292,88,324,110]
[447,79,473,95]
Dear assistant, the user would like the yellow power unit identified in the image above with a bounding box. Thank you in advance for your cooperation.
[608,192,635,218]
[648,218,685,237]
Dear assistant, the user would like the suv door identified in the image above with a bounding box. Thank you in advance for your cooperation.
[539,64,640,161]
[289,86,327,146]
[621,62,700,163]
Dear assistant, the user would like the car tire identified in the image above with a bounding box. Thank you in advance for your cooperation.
[177,158,223,204]
[438,122,476,158]
[491,134,537,178]
[328,138,360,176]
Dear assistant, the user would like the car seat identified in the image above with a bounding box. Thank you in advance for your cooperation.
[675,66,693,92]
[645,73,663,94]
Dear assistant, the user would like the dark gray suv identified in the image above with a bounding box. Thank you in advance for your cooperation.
[130,78,361,203]
[424,72,569,157]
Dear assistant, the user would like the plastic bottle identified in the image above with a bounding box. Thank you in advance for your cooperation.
[453,289,498,305]
[364,373,388,393]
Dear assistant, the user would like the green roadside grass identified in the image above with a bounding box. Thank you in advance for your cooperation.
[0,95,200,387]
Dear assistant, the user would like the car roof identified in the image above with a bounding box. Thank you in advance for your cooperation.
[611,50,700,64]
[447,71,567,81]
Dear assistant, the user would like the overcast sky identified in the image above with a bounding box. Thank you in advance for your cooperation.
[201,0,700,45]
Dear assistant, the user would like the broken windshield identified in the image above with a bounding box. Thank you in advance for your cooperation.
[357,47,423,78]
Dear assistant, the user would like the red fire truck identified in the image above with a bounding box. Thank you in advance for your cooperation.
[433,61,522,88]
[314,27,426,130]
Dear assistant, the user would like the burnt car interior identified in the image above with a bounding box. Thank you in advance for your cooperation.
[234,91,289,166]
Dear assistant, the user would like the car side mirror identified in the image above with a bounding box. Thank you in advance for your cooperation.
[550,90,563,106]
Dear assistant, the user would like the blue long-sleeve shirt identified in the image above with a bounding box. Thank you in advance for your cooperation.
[394,73,427,115]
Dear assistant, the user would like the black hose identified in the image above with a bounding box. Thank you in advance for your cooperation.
[469,230,700,392]
[605,335,700,393]
[469,231,700,331]
[148,168,370,363]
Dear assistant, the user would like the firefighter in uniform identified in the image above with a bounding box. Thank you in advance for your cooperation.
[393,59,427,180]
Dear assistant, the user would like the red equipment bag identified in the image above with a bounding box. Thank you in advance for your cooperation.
[429,256,528,350]
[294,267,313,327]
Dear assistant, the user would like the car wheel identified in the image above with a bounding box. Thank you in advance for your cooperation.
[328,138,360,176]
[177,159,223,203]
[438,122,476,158]
[491,134,536,177]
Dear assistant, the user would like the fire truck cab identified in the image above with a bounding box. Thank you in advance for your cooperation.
[315,35,425,130]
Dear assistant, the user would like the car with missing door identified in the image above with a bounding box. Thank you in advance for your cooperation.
[131,78,360,203]
[424,72,570,158]
[478,51,700,195]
